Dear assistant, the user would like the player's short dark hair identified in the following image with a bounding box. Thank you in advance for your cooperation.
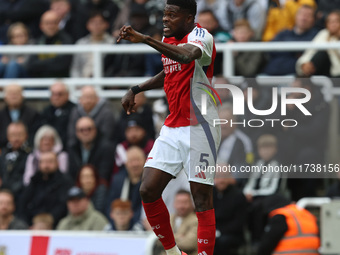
[167,0,197,17]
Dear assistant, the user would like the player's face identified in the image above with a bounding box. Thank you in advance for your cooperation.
[163,5,191,38]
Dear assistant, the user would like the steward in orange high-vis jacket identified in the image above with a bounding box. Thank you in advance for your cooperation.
[257,194,320,255]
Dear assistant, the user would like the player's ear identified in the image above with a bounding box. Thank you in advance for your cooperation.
[187,13,194,23]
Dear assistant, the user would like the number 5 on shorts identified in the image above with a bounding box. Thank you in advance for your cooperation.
[199,153,209,168]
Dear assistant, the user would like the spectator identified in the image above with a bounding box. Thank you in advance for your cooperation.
[170,190,198,255]
[213,169,247,255]
[19,152,72,226]
[0,122,30,208]
[217,104,254,177]
[315,0,340,29]
[196,0,228,32]
[115,115,154,170]
[141,170,191,231]
[283,78,330,200]
[77,0,119,41]
[257,194,320,255]
[106,3,150,77]
[116,92,156,143]
[262,0,316,41]
[0,84,41,148]
[112,0,155,38]
[229,19,265,77]
[106,146,144,227]
[68,117,115,181]
[326,170,340,198]
[243,134,282,244]
[71,12,114,78]
[223,0,266,39]
[106,199,143,231]
[197,9,231,43]
[31,213,54,230]
[26,10,72,78]
[41,81,75,149]
[197,9,232,75]
[57,186,108,231]
[262,5,318,75]
[24,125,68,186]
[0,22,30,78]
[0,189,28,229]
[68,86,116,147]
[0,0,48,42]
[144,28,163,77]
[50,0,78,42]
[76,164,107,214]
[296,11,340,77]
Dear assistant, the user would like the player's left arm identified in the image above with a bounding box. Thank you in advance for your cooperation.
[117,25,202,64]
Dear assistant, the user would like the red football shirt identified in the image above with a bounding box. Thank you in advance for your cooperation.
[162,24,216,127]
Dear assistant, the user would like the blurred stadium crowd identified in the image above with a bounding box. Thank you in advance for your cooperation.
[1,0,340,254]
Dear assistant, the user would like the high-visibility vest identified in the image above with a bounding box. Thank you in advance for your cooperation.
[269,204,320,255]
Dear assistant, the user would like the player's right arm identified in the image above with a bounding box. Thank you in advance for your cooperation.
[121,70,165,115]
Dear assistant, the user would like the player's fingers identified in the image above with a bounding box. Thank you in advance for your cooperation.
[117,36,122,43]
[127,101,135,115]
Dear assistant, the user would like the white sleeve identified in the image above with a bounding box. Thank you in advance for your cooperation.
[187,27,214,66]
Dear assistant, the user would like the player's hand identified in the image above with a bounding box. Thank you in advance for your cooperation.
[117,25,146,44]
[121,89,136,115]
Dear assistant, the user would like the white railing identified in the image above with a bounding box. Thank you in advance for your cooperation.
[1,42,340,99]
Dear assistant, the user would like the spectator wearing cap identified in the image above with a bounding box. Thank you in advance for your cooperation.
[114,114,154,170]
[71,12,114,78]
[19,151,72,226]
[243,134,282,245]
[115,92,156,143]
[106,146,144,228]
[105,199,143,231]
[56,186,108,231]
[68,116,115,182]
[68,85,116,148]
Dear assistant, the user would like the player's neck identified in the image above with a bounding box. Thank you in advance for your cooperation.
[174,23,196,40]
